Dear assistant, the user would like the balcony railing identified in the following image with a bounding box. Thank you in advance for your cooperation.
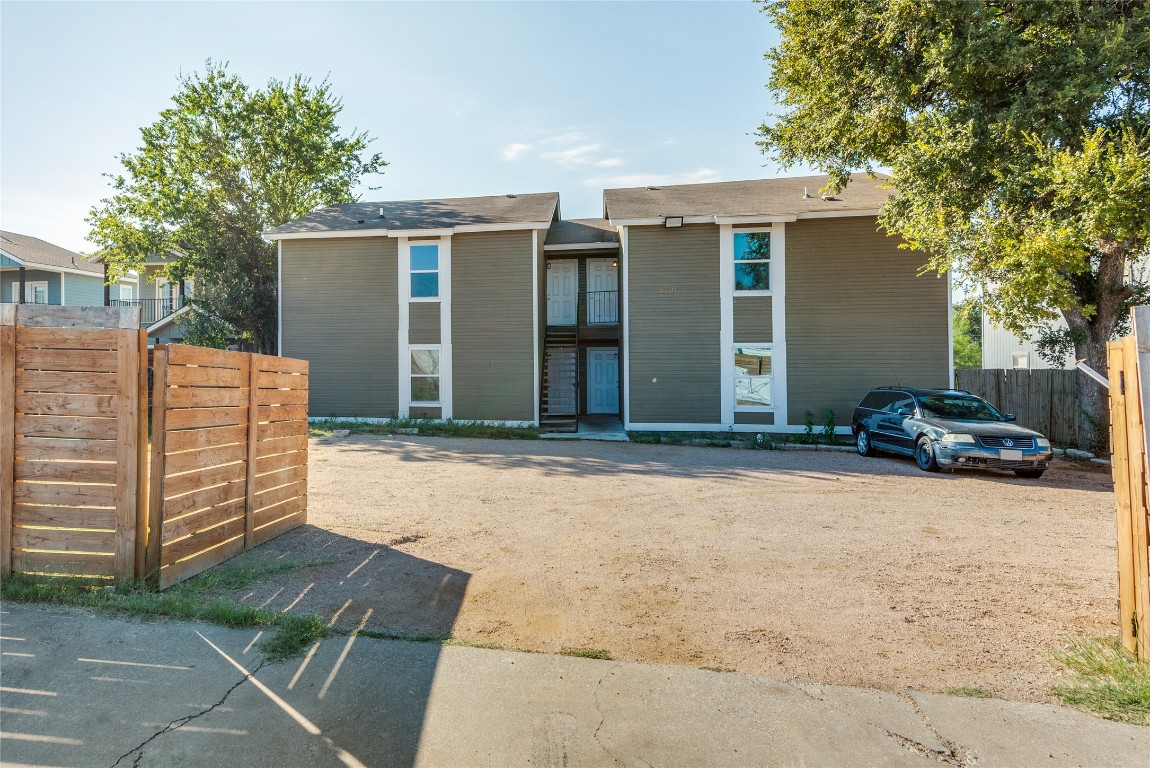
[110,297,186,326]
[587,290,619,325]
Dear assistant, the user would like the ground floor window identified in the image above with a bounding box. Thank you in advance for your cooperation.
[11,280,48,304]
[735,346,772,407]
[411,347,441,403]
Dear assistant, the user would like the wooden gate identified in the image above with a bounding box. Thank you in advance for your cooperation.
[146,345,308,588]
[1108,307,1150,660]
[1,305,147,580]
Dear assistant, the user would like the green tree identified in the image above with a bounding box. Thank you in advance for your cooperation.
[88,61,386,352]
[952,301,982,369]
[757,0,1150,446]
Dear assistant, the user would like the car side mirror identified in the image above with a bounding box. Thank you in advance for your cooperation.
[897,408,913,417]
[1004,413,1017,422]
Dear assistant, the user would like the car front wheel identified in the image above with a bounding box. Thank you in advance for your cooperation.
[915,436,940,472]
[856,428,876,457]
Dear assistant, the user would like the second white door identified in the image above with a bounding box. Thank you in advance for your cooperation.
[547,260,577,325]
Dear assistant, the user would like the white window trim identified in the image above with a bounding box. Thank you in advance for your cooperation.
[409,344,444,405]
[732,227,773,297]
[409,242,442,302]
[12,280,48,304]
[399,236,452,418]
[718,223,788,429]
[733,343,775,412]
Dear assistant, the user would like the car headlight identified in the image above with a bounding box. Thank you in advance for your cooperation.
[1036,437,1051,449]
[941,433,976,443]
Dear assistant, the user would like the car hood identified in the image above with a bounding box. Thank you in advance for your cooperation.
[928,419,1044,438]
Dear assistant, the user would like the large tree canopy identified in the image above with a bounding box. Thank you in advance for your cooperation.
[757,0,1150,447]
[88,61,385,352]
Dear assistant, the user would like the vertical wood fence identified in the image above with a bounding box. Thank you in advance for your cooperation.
[2,306,309,589]
[955,368,1079,446]
[1109,307,1150,660]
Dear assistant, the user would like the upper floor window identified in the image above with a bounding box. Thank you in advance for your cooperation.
[734,232,770,292]
[410,244,439,298]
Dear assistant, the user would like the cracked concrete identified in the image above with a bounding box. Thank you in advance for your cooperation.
[2,604,1146,767]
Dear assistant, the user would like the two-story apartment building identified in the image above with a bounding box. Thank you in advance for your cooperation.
[267,174,950,434]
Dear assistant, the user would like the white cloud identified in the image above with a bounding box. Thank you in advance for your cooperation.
[582,167,723,189]
[541,143,602,167]
[539,131,588,146]
[501,143,531,161]
[594,158,624,168]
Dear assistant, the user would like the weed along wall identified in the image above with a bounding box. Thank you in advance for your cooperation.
[1,305,310,588]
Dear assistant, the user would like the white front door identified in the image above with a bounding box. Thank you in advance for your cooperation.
[547,260,578,325]
[586,258,618,324]
[587,347,620,414]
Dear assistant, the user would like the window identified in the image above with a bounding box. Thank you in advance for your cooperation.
[883,394,916,415]
[859,391,899,411]
[119,284,133,301]
[410,348,440,403]
[1011,352,1030,369]
[734,232,770,292]
[11,281,48,304]
[410,244,439,298]
[734,346,772,406]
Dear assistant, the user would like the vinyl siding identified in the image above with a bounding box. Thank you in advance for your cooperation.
[63,273,105,307]
[1,269,61,304]
[733,297,772,343]
[627,224,721,423]
[281,237,399,417]
[785,217,948,425]
[452,231,536,421]
[409,302,441,344]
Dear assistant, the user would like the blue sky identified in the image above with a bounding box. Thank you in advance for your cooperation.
[1,1,810,254]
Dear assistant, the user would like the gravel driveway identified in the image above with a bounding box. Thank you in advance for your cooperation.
[233,435,1116,703]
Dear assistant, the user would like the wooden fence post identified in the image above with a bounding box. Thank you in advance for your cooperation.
[146,346,168,586]
[1129,316,1150,659]
[1110,340,1137,653]
[113,315,140,581]
[135,330,149,578]
[0,304,15,577]
[245,353,258,550]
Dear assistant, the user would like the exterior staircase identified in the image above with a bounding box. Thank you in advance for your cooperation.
[541,326,578,432]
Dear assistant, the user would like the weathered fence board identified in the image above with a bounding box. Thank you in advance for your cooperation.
[955,368,1079,446]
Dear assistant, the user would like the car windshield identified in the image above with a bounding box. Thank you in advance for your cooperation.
[917,395,1005,422]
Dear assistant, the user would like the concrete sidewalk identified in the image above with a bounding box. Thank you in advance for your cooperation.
[0,604,1145,767]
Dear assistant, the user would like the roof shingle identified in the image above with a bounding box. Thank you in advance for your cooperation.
[0,230,102,274]
[544,218,619,247]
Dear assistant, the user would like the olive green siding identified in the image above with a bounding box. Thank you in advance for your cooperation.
[733,297,772,343]
[735,411,775,425]
[409,302,441,344]
[452,231,536,421]
[785,217,949,425]
[281,237,399,417]
[626,224,721,423]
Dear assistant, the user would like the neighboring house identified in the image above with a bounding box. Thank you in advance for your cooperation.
[981,315,1075,370]
[100,251,194,345]
[267,174,950,433]
[1,230,136,306]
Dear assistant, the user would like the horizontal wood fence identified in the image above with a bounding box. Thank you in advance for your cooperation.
[1109,308,1150,660]
[954,368,1080,446]
[148,346,309,589]
[2,306,309,588]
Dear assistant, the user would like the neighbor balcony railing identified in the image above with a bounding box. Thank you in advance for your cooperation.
[110,296,186,326]
[587,290,619,325]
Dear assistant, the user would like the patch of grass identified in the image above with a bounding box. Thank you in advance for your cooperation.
[0,571,327,663]
[310,418,540,440]
[259,615,331,662]
[560,647,613,660]
[945,686,992,698]
[1049,637,1150,724]
[173,554,340,595]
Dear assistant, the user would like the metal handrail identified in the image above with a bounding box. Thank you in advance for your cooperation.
[586,290,619,324]
[110,296,185,325]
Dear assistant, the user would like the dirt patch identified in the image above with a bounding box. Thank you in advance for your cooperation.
[233,435,1116,702]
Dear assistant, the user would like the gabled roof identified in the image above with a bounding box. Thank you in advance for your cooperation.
[266,192,560,237]
[603,173,891,222]
[544,218,619,247]
[0,230,102,274]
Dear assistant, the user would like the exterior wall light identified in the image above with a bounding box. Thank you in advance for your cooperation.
[664,216,684,228]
